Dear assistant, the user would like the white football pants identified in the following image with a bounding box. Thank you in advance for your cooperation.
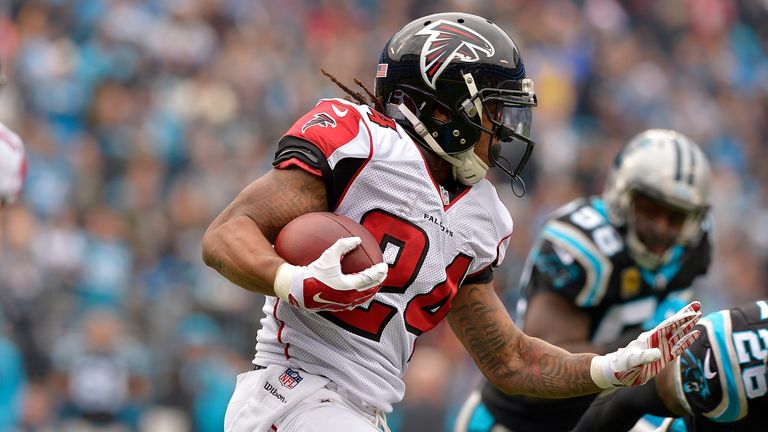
[225,364,388,432]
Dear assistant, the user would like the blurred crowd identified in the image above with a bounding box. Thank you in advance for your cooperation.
[0,0,766,431]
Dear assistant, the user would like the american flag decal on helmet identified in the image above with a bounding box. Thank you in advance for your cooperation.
[279,368,303,389]
[416,20,495,89]
[376,63,388,78]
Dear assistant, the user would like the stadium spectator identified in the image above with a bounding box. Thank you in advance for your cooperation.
[50,308,151,431]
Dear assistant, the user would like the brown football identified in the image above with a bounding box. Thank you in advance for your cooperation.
[274,212,384,274]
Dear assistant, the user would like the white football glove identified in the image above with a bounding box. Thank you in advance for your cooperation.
[273,237,388,312]
[590,301,702,388]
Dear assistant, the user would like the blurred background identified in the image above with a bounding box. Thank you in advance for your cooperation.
[0,0,766,431]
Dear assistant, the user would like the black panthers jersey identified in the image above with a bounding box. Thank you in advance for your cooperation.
[481,197,711,432]
[657,300,768,432]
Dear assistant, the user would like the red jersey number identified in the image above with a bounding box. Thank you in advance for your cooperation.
[367,111,397,130]
[319,209,472,341]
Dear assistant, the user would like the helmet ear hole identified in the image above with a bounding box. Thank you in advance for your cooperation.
[432,105,452,124]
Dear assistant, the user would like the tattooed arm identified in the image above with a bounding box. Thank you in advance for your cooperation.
[448,282,601,397]
[202,167,327,294]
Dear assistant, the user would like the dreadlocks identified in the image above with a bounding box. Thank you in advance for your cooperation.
[0,57,6,90]
[320,69,384,113]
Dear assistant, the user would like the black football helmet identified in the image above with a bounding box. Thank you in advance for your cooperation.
[374,12,537,184]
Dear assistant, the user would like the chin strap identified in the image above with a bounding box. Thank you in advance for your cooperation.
[462,73,484,119]
[396,103,488,185]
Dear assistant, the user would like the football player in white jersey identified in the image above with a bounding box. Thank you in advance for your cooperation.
[455,129,713,432]
[202,12,703,432]
[0,61,27,247]
[0,57,28,430]
[0,123,25,210]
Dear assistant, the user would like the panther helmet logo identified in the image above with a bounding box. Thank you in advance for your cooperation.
[416,20,495,90]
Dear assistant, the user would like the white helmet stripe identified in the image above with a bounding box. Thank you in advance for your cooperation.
[686,139,697,185]
[672,135,683,182]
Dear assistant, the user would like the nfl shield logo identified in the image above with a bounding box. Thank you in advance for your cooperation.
[278,368,303,389]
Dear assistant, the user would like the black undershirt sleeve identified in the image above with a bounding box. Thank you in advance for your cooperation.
[463,266,494,285]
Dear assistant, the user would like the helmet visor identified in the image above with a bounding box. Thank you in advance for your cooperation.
[496,104,532,143]
[489,103,534,179]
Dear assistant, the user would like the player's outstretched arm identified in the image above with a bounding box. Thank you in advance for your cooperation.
[448,282,600,397]
[571,363,687,432]
[589,301,701,389]
[202,167,328,295]
[447,283,702,398]
[570,382,669,432]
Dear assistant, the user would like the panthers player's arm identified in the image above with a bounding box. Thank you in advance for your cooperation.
[521,233,644,355]
[571,379,678,432]
[202,167,327,294]
[523,291,597,353]
[572,365,686,432]
[655,358,689,415]
[448,281,601,397]
[523,291,645,356]
[519,234,599,353]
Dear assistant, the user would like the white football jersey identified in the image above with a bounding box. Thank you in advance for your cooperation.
[254,98,513,412]
[0,122,26,204]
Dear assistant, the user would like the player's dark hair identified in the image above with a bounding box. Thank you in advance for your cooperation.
[321,69,384,112]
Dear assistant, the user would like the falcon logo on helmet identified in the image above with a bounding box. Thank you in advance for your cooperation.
[416,20,495,89]
[301,112,337,133]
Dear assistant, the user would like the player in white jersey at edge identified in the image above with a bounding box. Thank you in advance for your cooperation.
[202,12,703,432]
[0,57,28,429]
[0,121,25,213]
[0,59,27,242]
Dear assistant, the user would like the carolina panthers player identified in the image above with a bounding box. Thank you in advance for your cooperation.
[573,299,768,432]
[203,13,701,432]
[455,129,713,432]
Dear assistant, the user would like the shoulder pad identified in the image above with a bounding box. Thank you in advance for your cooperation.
[283,99,367,158]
